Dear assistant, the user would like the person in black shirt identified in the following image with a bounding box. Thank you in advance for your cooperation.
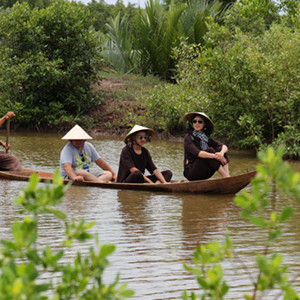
[117,125,172,183]
[183,112,230,181]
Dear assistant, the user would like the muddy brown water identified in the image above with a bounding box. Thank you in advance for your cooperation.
[1,132,300,299]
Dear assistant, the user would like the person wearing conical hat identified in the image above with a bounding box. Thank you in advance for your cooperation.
[183,112,230,181]
[0,111,22,171]
[59,125,117,182]
[117,125,172,183]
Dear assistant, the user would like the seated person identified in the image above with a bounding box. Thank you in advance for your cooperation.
[60,125,117,182]
[117,125,172,184]
[183,112,230,181]
[0,112,22,171]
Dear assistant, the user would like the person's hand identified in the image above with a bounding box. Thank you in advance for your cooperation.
[214,153,227,165]
[112,173,117,182]
[73,175,84,182]
[0,141,10,150]
[5,112,16,119]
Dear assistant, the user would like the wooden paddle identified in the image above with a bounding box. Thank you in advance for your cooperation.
[5,118,10,153]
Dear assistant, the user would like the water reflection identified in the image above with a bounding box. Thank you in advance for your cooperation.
[1,132,300,299]
[117,190,150,230]
[181,194,234,251]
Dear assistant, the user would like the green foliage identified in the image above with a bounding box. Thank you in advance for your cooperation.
[181,0,224,45]
[184,146,300,299]
[279,0,300,17]
[0,169,134,299]
[225,0,279,35]
[0,0,51,9]
[183,237,232,299]
[130,0,226,79]
[0,0,100,128]
[87,0,139,34]
[141,3,300,156]
[101,13,138,73]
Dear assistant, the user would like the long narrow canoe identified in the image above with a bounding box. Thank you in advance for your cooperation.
[0,169,256,194]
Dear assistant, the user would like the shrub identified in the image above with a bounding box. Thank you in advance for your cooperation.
[0,0,100,129]
[141,5,300,157]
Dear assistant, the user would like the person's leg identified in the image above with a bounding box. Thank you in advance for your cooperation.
[124,170,144,183]
[213,150,230,178]
[217,164,230,178]
[77,169,112,183]
[162,170,173,182]
[0,153,22,171]
[223,163,230,176]
[10,155,22,171]
[185,159,215,181]
[147,170,173,183]
[98,171,113,182]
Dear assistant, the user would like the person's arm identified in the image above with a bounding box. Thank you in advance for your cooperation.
[198,149,227,165]
[96,158,117,181]
[0,112,15,128]
[0,140,10,150]
[209,139,228,165]
[63,163,84,181]
[216,144,228,157]
[153,169,168,184]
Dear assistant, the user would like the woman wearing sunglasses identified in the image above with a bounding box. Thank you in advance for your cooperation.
[60,125,117,182]
[183,112,230,181]
[117,125,172,183]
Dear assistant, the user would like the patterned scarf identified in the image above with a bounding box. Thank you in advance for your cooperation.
[192,130,209,150]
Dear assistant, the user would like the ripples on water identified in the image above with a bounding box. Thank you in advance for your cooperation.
[1,132,300,299]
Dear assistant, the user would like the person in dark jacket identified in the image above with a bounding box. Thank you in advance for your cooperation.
[183,112,230,181]
[0,112,22,171]
[117,125,172,183]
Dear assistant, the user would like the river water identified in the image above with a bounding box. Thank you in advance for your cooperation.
[1,131,300,299]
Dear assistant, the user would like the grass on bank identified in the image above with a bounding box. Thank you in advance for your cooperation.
[88,72,162,135]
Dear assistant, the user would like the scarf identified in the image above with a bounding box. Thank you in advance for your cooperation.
[192,130,209,150]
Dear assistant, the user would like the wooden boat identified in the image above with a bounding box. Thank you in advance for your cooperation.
[0,169,256,194]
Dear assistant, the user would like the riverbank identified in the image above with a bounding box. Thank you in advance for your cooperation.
[89,72,171,138]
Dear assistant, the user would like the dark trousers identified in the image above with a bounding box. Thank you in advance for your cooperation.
[184,148,229,181]
[124,170,173,183]
[0,152,22,171]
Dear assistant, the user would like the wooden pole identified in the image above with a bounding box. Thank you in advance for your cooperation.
[5,118,10,153]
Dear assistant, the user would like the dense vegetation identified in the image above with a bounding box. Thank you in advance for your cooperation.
[139,1,300,157]
[0,0,299,157]
[0,1,100,128]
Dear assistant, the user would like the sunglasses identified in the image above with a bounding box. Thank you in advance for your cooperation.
[192,120,204,124]
[137,136,148,140]
[79,152,85,162]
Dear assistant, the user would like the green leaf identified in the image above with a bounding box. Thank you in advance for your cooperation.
[46,208,67,220]
[250,216,268,227]
[100,244,116,258]
[279,207,293,223]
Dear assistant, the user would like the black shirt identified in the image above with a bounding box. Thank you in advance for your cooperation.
[117,144,157,182]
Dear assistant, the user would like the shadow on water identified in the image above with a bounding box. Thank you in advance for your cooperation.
[116,189,235,252]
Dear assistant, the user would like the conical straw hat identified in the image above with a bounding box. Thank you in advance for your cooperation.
[183,112,214,135]
[61,125,93,140]
[124,125,154,143]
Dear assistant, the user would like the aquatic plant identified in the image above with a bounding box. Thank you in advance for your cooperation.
[183,146,300,299]
[0,170,134,299]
